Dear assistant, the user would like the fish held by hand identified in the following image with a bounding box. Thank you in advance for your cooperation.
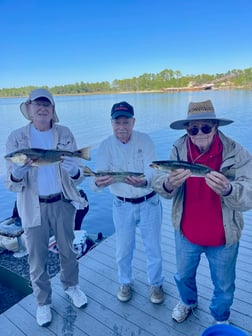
[150,160,212,177]
[83,166,145,183]
[5,147,91,167]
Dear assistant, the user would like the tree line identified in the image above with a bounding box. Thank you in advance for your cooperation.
[1,68,252,98]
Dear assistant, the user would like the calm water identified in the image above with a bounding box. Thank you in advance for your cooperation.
[1,90,252,236]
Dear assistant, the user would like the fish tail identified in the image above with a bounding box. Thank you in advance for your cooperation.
[83,166,95,176]
[74,147,91,161]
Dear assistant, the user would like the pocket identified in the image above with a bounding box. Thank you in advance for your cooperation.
[133,149,144,171]
[56,135,72,149]
[147,194,160,206]
[113,197,126,208]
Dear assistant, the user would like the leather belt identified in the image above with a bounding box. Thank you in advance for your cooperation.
[116,191,156,204]
[39,193,63,203]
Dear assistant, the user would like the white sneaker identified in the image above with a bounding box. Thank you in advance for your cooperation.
[36,304,52,327]
[215,320,230,325]
[65,285,87,308]
[172,301,197,323]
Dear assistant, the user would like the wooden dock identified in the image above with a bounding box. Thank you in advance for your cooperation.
[1,200,252,336]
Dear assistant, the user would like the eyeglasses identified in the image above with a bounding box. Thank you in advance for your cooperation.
[30,101,52,107]
[187,125,213,136]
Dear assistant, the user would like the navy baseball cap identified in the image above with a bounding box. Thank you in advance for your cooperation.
[111,101,134,119]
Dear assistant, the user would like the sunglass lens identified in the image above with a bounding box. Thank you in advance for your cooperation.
[188,127,199,135]
[201,125,212,134]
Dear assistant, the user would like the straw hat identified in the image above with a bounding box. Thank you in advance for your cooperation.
[170,99,233,130]
[20,88,59,123]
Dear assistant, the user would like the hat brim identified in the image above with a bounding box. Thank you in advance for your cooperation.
[111,111,134,119]
[20,102,59,123]
[170,117,233,130]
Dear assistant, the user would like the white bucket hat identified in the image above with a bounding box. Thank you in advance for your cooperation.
[170,99,233,130]
[20,88,59,123]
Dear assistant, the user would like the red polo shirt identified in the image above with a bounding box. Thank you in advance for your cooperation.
[181,134,226,246]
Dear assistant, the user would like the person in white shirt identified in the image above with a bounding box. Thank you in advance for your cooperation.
[94,101,164,304]
[5,88,88,327]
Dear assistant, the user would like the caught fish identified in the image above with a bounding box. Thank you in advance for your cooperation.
[150,160,212,177]
[5,147,91,166]
[83,166,145,183]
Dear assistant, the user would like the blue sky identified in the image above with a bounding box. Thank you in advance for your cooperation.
[1,0,252,89]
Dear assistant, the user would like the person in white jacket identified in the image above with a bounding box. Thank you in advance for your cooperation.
[5,88,88,327]
[94,101,164,304]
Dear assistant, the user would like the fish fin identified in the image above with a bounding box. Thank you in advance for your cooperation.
[83,166,95,176]
[75,147,91,161]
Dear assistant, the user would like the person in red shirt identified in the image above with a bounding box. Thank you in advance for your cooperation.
[152,99,252,325]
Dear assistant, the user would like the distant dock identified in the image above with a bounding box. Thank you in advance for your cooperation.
[162,84,214,92]
[0,200,251,335]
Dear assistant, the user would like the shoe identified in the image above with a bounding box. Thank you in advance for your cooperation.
[215,320,230,325]
[36,304,52,327]
[117,284,132,302]
[172,301,197,323]
[65,285,87,308]
[150,285,164,304]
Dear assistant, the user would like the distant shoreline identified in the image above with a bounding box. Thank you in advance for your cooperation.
[0,86,251,99]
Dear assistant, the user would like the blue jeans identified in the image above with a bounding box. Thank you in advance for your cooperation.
[113,194,164,286]
[174,230,239,321]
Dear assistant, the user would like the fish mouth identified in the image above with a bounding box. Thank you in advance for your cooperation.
[149,163,159,169]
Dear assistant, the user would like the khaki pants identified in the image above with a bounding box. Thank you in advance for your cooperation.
[25,200,79,305]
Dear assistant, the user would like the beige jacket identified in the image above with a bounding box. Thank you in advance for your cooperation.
[5,123,86,228]
[152,131,252,246]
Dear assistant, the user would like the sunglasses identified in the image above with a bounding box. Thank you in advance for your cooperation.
[187,125,213,136]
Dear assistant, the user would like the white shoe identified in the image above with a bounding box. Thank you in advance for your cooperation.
[65,285,87,308]
[172,301,197,323]
[215,320,230,325]
[36,304,52,327]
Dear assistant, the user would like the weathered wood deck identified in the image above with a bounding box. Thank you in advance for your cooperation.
[1,200,252,336]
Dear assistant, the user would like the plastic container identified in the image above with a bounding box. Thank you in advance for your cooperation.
[201,324,248,336]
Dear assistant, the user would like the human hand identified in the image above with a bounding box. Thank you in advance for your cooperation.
[60,156,79,177]
[164,169,192,191]
[12,159,33,181]
[205,171,232,196]
[95,175,114,187]
[124,176,147,188]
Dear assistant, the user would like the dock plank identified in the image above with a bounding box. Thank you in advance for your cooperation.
[1,200,252,335]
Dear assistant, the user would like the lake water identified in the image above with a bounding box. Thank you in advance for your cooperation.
[1,90,252,237]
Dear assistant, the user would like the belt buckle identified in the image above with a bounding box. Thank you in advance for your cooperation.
[48,194,58,202]
[55,193,63,201]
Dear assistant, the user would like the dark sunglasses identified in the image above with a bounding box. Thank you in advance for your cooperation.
[187,125,213,136]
